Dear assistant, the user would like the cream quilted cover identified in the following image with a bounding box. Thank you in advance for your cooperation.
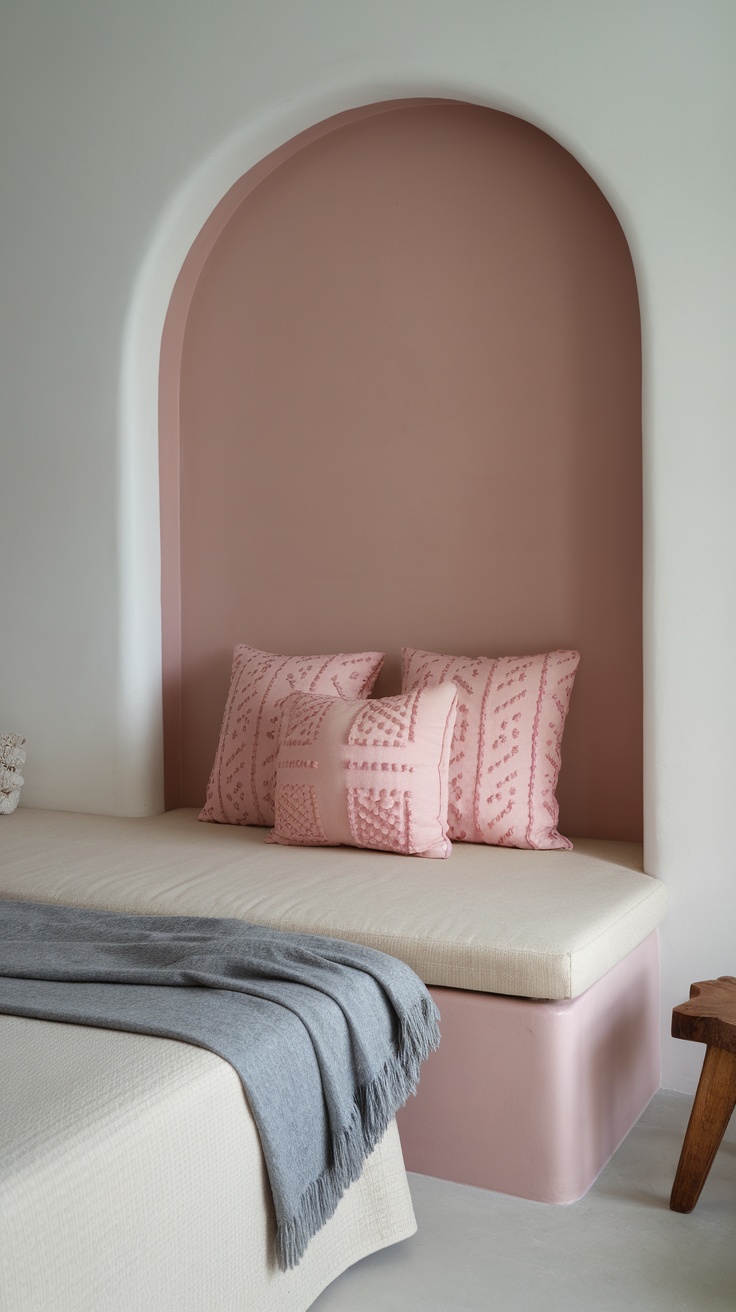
[0,810,419,1312]
[0,1015,414,1311]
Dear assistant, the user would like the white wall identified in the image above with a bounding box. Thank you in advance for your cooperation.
[1,0,734,1092]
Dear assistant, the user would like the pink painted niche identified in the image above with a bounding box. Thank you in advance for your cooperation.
[160,99,642,840]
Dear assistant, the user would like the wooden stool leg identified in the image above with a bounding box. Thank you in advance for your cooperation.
[670,1045,736,1213]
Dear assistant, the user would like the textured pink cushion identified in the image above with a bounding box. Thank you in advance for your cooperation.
[200,646,384,826]
[401,647,580,850]
[268,683,459,858]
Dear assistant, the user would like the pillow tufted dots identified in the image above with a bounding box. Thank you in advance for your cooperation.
[401,647,579,850]
[268,684,458,859]
[200,646,384,827]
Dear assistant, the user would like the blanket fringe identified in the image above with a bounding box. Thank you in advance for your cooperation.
[277,991,440,1270]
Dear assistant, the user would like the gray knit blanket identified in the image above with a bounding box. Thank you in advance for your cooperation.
[0,899,440,1269]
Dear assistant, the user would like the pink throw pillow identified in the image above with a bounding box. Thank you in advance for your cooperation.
[401,647,580,850]
[268,683,459,858]
[200,646,385,826]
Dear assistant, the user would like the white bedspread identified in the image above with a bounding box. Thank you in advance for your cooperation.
[0,845,416,1310]
[1,1016,415,1310]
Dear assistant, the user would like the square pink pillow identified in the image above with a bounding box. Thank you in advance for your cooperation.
[401,647,580,850]
[267,683,458,858]
[200,645,384,826]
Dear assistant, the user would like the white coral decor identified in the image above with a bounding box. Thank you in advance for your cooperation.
[0,732,26,814]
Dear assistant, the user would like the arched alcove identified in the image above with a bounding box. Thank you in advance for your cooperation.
[160,99,642,840]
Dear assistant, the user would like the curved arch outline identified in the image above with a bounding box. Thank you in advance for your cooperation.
[117,75,637,815]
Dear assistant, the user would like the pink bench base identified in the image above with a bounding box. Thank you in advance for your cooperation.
[396,931,660,1203]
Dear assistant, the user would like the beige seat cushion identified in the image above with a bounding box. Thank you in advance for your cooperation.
[0,807,666,1000]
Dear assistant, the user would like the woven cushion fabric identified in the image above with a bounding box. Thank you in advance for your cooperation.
[401,646,580,849]
[200,645,384,828]
[268,684,458,858]
[0,809,666,1001]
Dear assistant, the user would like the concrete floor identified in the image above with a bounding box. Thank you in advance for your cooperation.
[313,1091,736,1311]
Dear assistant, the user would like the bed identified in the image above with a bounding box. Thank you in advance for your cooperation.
[0,812,419,1312]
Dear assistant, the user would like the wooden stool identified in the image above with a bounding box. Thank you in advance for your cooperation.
[670,976,736,1213]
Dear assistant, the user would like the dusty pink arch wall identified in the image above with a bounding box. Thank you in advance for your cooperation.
[160,100,642,840]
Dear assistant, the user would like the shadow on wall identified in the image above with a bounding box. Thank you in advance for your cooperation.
[160,99,642,841]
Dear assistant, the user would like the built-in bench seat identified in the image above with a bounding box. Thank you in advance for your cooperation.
[0,807,667,1206]
[0,808,665,999]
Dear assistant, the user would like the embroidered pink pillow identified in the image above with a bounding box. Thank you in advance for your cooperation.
[401,647,580,850]
[268,683,458,859]
[200,646,384,827]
